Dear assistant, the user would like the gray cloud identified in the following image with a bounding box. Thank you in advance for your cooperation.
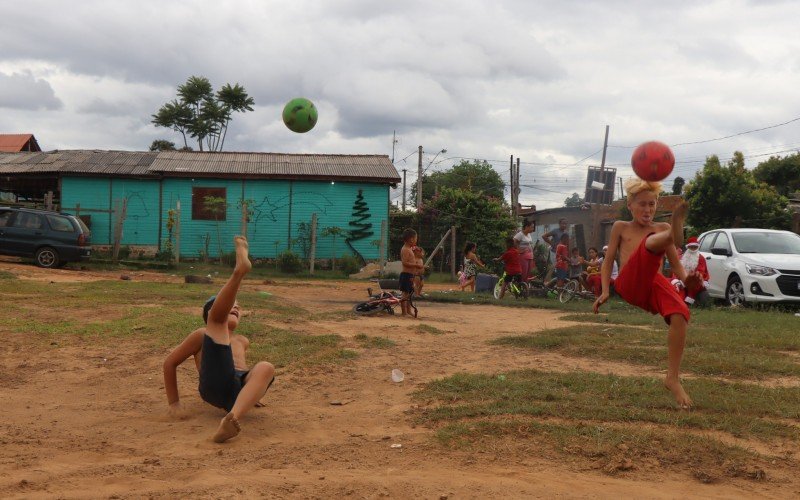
[1,0,800,208]
[0,71,62,110]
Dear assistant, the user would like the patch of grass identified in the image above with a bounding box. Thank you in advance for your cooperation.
[561,306,800,337]
[354,333,396,349]
[0,277,350,369]
[433,419,760,479]
[247,327,356,368]
[415,370,800,442]
[491,324,800,379]
[308,310,356,322]
[416,324,445,335]
[0,270,15,280]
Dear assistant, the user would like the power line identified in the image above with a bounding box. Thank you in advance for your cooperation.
[607,115,800,149]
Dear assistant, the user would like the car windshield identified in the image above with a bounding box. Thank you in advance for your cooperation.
[732,232,800,254]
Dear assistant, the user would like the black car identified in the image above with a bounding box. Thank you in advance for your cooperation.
[0,207,92,268]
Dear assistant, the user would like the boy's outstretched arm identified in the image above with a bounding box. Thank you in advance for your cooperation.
[593,222,623,313]
[207,236,251,335]
[163,329,204,417]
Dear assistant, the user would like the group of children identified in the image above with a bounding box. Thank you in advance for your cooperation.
[164,177,697,445]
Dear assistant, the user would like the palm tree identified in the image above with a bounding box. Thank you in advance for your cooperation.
[152,76,255,152]
[216,83,255,151]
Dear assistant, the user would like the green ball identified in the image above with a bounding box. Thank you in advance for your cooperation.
[282,97,318,133]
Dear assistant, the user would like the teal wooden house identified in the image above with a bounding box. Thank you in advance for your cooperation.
[0,150,400,261]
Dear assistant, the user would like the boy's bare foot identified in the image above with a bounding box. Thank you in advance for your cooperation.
[664,377,693,409]
[671,200,688,247]
[233,236,252,275]
[213,412,241,443]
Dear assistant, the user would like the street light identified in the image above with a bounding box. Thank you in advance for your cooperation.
[417,148,447,210]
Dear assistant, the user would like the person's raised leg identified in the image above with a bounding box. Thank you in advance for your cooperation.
[206,236,251,344]
[664,314,692,409]
[645,201,688,255]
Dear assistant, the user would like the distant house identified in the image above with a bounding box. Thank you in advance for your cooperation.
[0,134,41,152]
[521,195,686,255]
[0,150,400,261]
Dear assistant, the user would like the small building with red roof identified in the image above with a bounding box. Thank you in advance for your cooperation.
[0,134,41,153]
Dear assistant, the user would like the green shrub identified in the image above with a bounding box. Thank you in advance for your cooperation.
[154,249,173,262]
[118,245,131,259]
[339,254,363,275]
[277,251,303,274]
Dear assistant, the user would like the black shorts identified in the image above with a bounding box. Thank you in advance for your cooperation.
[399,272,415,293]
[504,273,521,283]
[198,334,247,412]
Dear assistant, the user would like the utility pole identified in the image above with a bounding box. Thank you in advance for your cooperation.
[599,125,610,174]
[401,169,407,211]
[416,145,423,210]
[509,155,515,215]
[391,130,397,163]
[515,158,521,217]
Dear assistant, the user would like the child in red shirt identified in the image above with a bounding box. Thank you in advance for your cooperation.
[495,237,522,299]
[554,233,570,287]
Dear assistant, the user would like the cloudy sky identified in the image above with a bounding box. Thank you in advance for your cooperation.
[2,0,799,209]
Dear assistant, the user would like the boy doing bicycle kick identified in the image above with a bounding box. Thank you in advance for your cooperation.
[495,237,523,299]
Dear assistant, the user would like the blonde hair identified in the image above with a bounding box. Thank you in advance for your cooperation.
[624,177,662,199]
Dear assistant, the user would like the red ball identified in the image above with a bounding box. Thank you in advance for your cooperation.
[631,141,675,182]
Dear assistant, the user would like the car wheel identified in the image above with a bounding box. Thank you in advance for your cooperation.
[35,247,60,268]
[725,276,745,307]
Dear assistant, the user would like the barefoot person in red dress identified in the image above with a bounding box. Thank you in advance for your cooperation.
[594,178,701,409]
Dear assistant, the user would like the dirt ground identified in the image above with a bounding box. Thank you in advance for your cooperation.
[0,261,798,499]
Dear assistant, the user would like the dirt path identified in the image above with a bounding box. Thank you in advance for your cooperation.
[0,261,796,498]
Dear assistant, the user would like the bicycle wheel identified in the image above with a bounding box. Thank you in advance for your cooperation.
[559,280,578,304]
[493,276,504,299]
[352,301,383,315]
[514,281,529,299]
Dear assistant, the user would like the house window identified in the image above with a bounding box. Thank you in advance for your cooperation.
[192,187,227,221]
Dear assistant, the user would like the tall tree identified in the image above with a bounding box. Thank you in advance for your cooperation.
[149,139,176,151]
[411,160,505,203]
[152,76,254,152]
[684,152,790,233]
[752,153,800,197]
[422,186,516,266]
[563,192,583,207]
[671,176,685,195]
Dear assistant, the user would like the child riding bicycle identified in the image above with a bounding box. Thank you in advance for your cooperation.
[494,237,523,299]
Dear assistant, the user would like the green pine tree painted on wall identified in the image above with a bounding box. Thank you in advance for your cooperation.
[346,189,374,263]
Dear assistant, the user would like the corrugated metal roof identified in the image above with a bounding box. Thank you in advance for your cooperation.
[0,150,157,175]
[0,150,401,183]
[150,151,400,182]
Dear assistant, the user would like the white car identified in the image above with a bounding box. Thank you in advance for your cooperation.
[697,228,800,306]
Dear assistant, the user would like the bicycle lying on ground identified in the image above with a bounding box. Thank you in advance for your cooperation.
[352,279,417,317]
[557,278,597,303]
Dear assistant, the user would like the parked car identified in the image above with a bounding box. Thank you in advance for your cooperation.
[696,228,800,306]
[0,207,91,268]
